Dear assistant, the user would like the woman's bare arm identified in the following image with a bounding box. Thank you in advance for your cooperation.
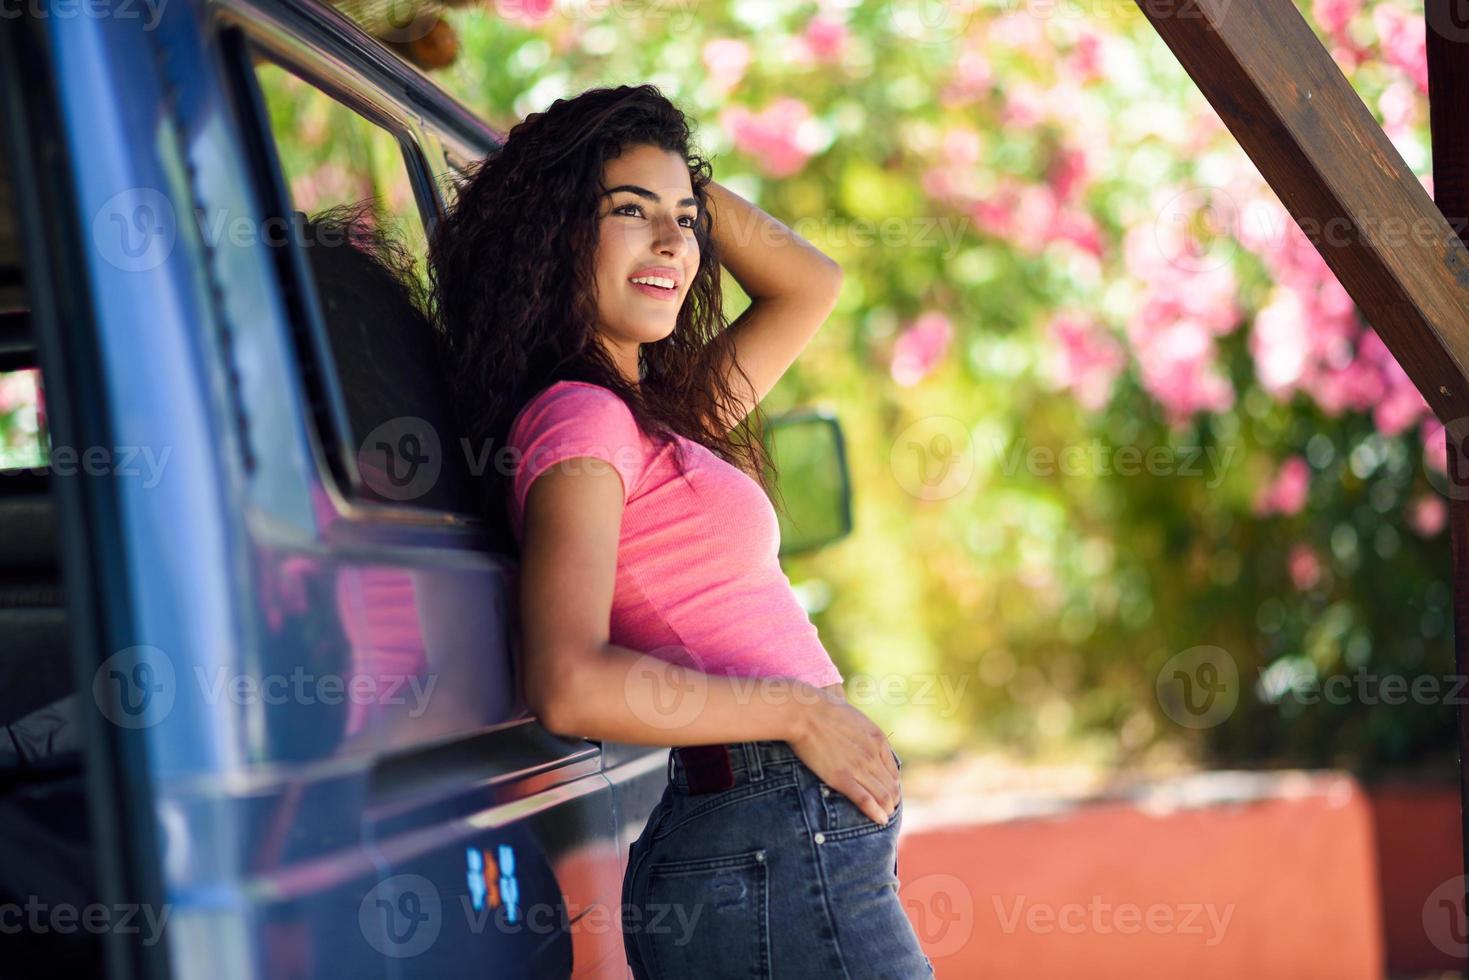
[517,454,898,823]
[702,178,843,433]
[516,455,826,746]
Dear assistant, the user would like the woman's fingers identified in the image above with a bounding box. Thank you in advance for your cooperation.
[858,758,900,821]
[883,743,900,781]
[855,783,889,826]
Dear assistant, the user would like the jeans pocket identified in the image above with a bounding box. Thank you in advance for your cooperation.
[640,849,771,980]
[819,781,902,840]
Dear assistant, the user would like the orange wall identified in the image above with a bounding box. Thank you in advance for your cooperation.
[895,774,1383,979]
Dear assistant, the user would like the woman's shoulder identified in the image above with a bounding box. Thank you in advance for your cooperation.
[528,379,634,416]
[508,379,645,446]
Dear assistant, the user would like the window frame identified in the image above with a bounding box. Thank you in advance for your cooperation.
[219,21,485,529]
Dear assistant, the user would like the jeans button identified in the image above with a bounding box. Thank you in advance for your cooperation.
[814,832,826,844]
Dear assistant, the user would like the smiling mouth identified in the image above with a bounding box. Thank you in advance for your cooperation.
[629,280,679,301]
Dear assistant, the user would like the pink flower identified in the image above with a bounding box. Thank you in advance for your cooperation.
[493,0,555,26]
[989,11,1049,57]
[890,312,955,387]
[1011,184,1062,253]
[920,166,957,202]
[1409,494,1448,537]
[794,13,848,65]
[1311,357,1384,415]
[1129,317,1235,424]
[1044,311,1125,411]
[1249,289,1312,394]
[1288,543,1323,591]
[975,182,1104,259]
[1378,80,1419,140]
[721,99,817,178]
[944,126,984,169]
[1049,208,1104,258]
[1046,146,1091,204]
[1313,0,1361,44]
[999,82,1049,129]
[1065,29,1106,84]
[918,128,985,206]
[1422,416,1447,474]
[0,368,35,414]
[969,183,1019,241]
[1372,4,1429,95]
[1119,218,1241,424]
[703,39,752,94]
[941,48,994,107]
[1356,330,1430,436]
[1255,455,1311,517]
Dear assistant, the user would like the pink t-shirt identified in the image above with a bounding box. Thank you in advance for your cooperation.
[506,380,843,689]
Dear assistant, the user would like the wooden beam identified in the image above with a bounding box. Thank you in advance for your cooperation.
[1427,0,1469,959]
[1134,0,1469,424]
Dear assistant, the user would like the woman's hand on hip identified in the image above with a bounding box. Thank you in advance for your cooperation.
[788,688,900,826]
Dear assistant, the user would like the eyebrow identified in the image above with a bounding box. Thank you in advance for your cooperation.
[604,184,700,210]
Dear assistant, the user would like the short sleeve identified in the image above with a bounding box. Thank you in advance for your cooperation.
[505,382,647,537]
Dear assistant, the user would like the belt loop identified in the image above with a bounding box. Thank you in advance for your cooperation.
[667,748,676,787]
[746,742,763,782]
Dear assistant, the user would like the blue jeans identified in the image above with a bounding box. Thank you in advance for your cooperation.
[621,739,935,979]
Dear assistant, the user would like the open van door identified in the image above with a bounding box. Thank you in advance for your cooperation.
[0,12,172,980]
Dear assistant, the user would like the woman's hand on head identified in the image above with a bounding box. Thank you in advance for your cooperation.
[788,689,900,826]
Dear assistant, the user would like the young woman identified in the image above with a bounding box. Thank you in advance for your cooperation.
[429,84,933,979]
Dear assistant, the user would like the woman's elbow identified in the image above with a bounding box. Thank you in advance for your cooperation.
[525,658,585,736]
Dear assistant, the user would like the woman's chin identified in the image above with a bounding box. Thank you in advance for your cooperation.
[639,321,678,343]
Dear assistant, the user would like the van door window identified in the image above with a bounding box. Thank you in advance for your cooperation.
[245,56,478,519]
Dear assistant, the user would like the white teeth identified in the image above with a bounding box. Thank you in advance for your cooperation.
[630,276,676,289]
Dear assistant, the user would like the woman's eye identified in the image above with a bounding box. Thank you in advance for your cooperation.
[614,204,697,228]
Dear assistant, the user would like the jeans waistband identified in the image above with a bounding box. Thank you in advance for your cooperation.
[667,740,805,795]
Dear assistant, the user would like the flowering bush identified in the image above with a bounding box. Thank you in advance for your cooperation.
[2,0,1448,775]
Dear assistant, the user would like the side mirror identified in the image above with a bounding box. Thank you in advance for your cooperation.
[762,408,854,559]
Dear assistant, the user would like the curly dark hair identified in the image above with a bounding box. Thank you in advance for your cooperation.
[427,83,776,535]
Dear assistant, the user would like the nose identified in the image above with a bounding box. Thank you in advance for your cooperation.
[651,211,689,261]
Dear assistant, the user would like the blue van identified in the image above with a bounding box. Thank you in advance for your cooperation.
[0,0,853,975]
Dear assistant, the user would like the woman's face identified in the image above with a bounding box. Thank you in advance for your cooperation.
[592,143,701,378]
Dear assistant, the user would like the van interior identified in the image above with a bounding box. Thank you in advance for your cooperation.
[0,143,105,973]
